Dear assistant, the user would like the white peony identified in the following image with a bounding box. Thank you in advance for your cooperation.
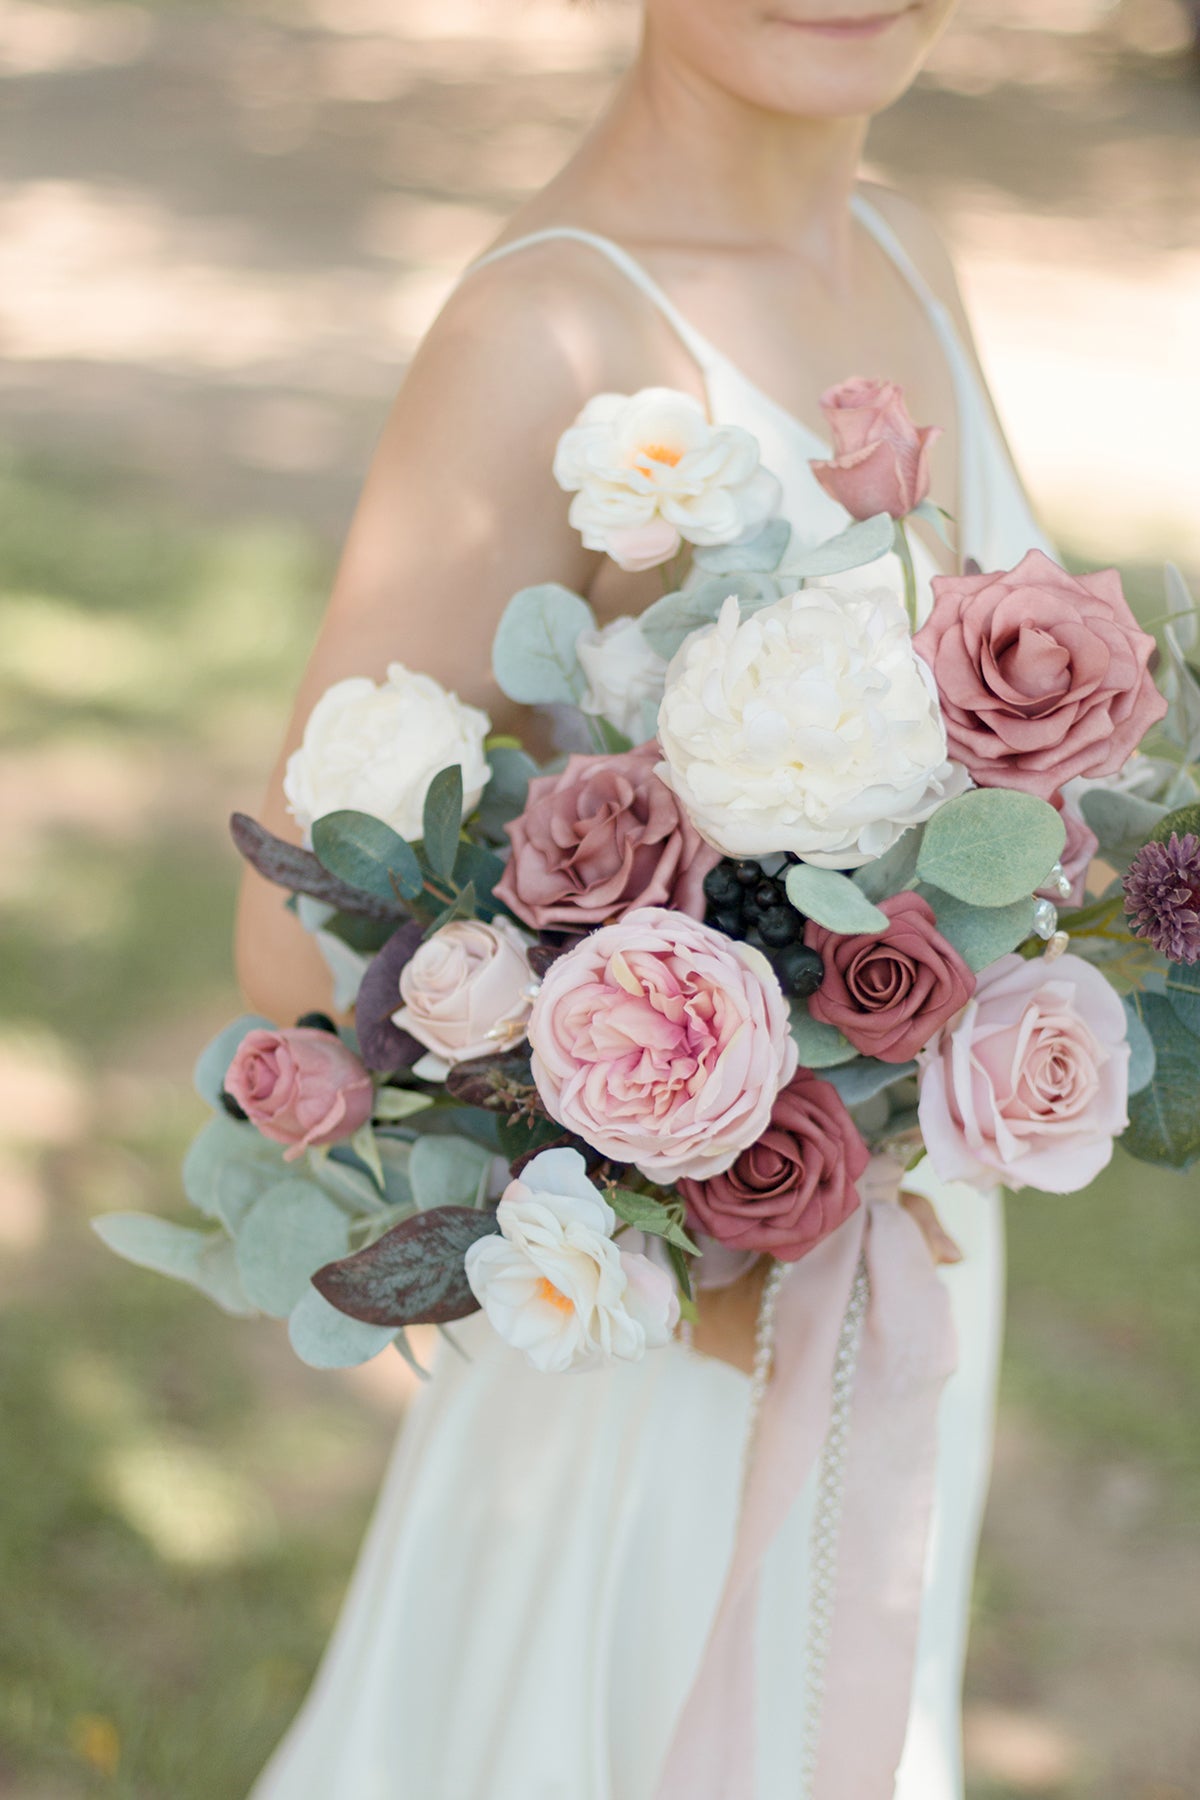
[464,1148,680,1373]
[553,387,782,573]
[284,663,492,844]
[655,587,970,867]
[576,615,668,742]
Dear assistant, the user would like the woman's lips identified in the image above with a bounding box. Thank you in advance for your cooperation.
[773,8,916,38]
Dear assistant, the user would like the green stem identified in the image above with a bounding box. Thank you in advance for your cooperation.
[894,518,919,630]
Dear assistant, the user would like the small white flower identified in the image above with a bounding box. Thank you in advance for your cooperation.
[656,586,970,867]
[284,663,491,844]
[576,615,668,742]
[464,1148,680,1373]
[553,387,782,573]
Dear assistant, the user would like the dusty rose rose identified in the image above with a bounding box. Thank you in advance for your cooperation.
[810,377,941,520]
[917,952,1130,1193]
[913,549,1168,800]
[1039,789,1099,909]
[804,891,976,1064]
[527,906,797,1183]
[225,1027,373,1160]
[393,918,533,1068]
[678,1070,867,1262]
[493,742,721,932]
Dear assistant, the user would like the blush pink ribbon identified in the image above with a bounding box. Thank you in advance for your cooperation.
[655,1179,958,1800]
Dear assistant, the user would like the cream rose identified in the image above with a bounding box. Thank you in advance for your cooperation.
[655,588,969,866]
[392,918,534,1073]
[464,1148,680,1373]
[553,387,782,573]
[284,663,491,843]
[576,616,668,742]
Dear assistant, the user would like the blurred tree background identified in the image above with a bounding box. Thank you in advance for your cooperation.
[1,1,1198,1795]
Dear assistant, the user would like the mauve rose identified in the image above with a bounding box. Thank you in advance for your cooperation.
[393,917,534,1068]
[804,891,976,1064]
[917,952,1130,1193]
[527,906,797,1183]
[225,1027,374,1160]
[678,1070,868,1262]
[913,549,1168,800]
[493,743,721,932]
[1039,789,1099,909]
[810,377,941,520]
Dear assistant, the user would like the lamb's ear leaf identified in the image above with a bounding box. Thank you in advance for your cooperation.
[312,1205,500,1327]
[692,518,791,576]
[789,513,893,580]
[287,1287,398,1369]
[492,584,595,706]
[91,1214,257,1317]
[233,1181,351,1320]
[638,575,779,661]
[230,813,405,919]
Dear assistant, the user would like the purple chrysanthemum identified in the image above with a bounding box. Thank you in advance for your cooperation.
[1124,832,1200,964]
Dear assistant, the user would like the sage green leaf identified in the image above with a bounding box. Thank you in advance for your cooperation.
[1120,996,1157,1096]
[309,1147,389,1214]
[234,1181,351,1319]
[692,518,791,576]
[181,1115,285,1232]
[476,745,538,841]
[194,1014,274,1111]
[788,1006,858,1068]
[1079,788,1167,872]
[916,789,1065,906]
[918,886,1036,971]
[638,575,780,661]
[1164,959,1200,1037]
[311,810,423,903]
[785,864,888,936]
[92,1214,256,1317]
[491,584,594,706]
[409,1134,494,1211]
[790,512,893,580]
[421,765,463,878]
[823,1058,917,1106]
[1122,993,1200,1169]
[607,1187,699,1255]
[372,1087,434,1124]
[287,1287,398,1368]
[851,828,922,903]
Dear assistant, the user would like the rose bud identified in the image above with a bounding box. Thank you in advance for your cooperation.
[224,1027,374,1160]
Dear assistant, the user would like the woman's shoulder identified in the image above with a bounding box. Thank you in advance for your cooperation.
[857,179,973,336]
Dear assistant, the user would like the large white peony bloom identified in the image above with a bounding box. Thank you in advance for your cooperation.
[655,588,970,867]
[576,615,668,741]
[464,1148,680,1373]
[553,387,782,573]
[284,663,491,844]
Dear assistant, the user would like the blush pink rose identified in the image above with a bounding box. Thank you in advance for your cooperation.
[393,917,534,1067]
[493,743,721,932]
[917,952,1130,1193]
[225,1027,374,1160]
[913,549,1168,799]
[678,1070,868,1261]
[527,906,798,1183]
[804,891,976,1063]
[1038,789,1099,909]
[810,376,941,520]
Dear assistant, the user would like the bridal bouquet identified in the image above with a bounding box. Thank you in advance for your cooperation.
[97,382,1200,1376]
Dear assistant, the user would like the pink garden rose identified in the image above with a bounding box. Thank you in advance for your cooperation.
[1038,788,1099,909]
[678,1070,868,1261]
[494,743,720,932]
[225,1027,374,1160]
[810,376,941,520]
[913,549,1168,800]
[527,906,798,1183]
[804,891,976,1064]
[393,918,533,1068]
[917,952,1130,1193]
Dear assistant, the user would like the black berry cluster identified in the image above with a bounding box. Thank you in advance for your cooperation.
[702,860,824,997]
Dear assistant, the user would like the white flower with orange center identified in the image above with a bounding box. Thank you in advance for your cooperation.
[552,387,782,573]
[463,1148,680,1373]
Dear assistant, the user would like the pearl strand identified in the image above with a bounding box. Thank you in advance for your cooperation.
[740,1259,787,1503]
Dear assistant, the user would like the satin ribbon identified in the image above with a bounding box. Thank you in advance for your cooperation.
[655,1178,958,1800]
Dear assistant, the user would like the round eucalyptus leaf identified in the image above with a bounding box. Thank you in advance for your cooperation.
[491,584,595,706]
[288,1287,397,1369]
[788,1006,858,1069]
[785,864,889,936]
[235,1181,352,1319]
[916,789,1065,907]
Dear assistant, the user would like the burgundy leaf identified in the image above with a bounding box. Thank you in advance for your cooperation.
[313,1205,499,1326]
[355,920,426,1072]
[230,813,404,921]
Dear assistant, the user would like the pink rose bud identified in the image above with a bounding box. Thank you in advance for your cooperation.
[810,376,941,520]
[393,918,534,1067]
[913,549,1168,799]
[225,1027,374,1160]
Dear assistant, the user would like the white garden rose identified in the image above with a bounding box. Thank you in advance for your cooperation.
[553,387,782,573]
[464,1148,680,1374]
[576,615,668,741]
[284,663,491,843]
[655,588,970,867]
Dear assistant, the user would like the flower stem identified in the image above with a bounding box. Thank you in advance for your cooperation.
[894,518,919,630]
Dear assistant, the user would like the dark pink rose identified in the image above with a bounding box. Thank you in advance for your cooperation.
[1039,790,1099,908]
[913,549,1168,799]
[810,376,941,520]
[678,1070,868,1262]
[225,1027,373,1160]
[804,891,976,1064]
[493,742,721,932]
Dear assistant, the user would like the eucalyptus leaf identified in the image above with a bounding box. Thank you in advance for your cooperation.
[311,811,423,904]
[287,1286,398,1369]
[851,828,922,903]
[421,766,463,879]
[789,512,893,580]
[491,584,595,706]
[194,1014,274,1111]
[785,864,888,935]
[476,745,538,842]
[181,1115,285,1232]
[452,841,507,914]
[822,1058,917,1106]
[916,789,1065,906]
[234,1181,351,1319]
[1120,996,1157,1097]
[638,575,780,661]
[788,1006,858,1069]
[92,1214,257,1317]
[229,812,404,920]
[1164,959,1200,1037]
[312,1205,499,1326]
[1078,788,1168,872]
[1122,992,1200,1169]
[409,1134,494,1210]
[691,517,791,576]
[918,887,1037,971]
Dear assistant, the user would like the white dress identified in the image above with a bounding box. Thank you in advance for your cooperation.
[250,195,1052,1800]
